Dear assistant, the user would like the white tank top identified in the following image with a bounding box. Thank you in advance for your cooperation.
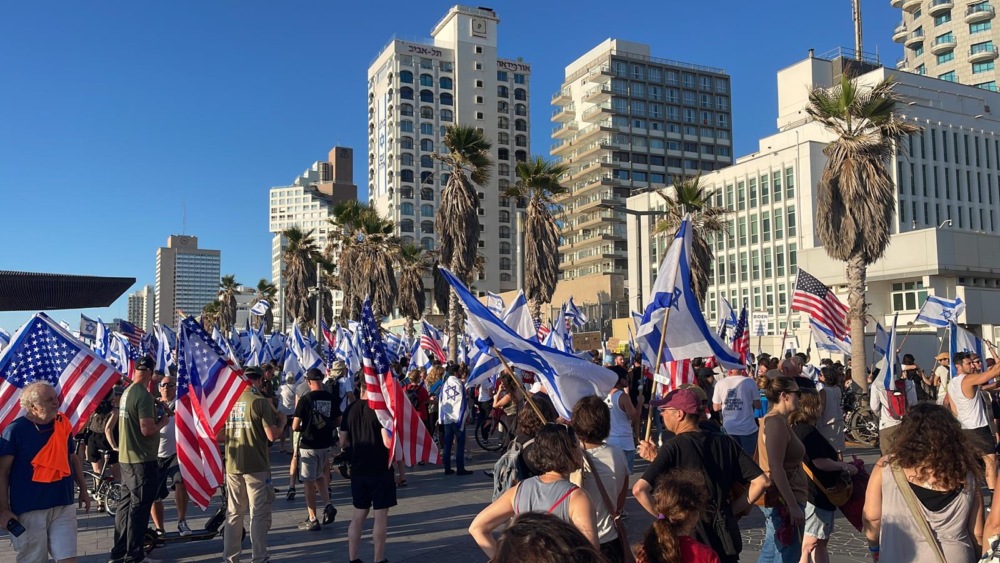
[604,389,635,452]
[949,374,990,430]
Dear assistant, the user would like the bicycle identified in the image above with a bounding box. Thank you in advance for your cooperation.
[475,407,514,452]
[81,447,125,516]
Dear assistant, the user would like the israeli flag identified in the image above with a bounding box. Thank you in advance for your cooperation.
[882,314,900,391]
[335,324,361,374]
[810,319,852,356]
[916,295,966,327]
[385,332,404,364]
[250,299,270,317]
[408,338,432,371]
[153,325,174,373]
[283,346,304,382]
[873,322,888,359]
[486,292,505,316]
[544,305,572,353]
[564,296,588,328]
[0,328,10,350]
[211,326,227,350]
[716,297,737,337]
[94,317,110,359]
[79,315,98,339]
[634,216,742,373]
[501,290,537,341]
[291,323,323,373]
[437,267,617,419]
[267,332,286,360]
[245,328,263,367]
[950,321,984,376]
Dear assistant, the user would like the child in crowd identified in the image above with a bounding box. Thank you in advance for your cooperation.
[635,469,720,563]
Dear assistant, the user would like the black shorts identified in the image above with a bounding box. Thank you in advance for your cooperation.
[964,426,997,455]
[350,471,397,510]
[156,455,180,500]
[86,433,119,465]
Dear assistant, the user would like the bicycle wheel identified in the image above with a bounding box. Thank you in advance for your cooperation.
[476,418,509,452]
[104,482,125,517]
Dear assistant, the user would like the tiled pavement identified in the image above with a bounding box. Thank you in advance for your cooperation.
[2,439,881,563]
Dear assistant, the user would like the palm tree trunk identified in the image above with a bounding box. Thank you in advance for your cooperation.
[529,298,542,325]
[847,254,868,391]
[405,317,415,344]
[448,291,461,363]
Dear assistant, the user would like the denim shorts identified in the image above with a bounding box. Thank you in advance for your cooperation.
[804,502,835,540]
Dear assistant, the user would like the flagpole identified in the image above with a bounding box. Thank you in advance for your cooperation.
[779,269,801,355]
[644,305,676,442]
[489,346,547,423]
[895,321,916,352]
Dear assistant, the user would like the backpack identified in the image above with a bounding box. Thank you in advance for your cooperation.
[492,438,533,501]
[887,380,909,420]
[405,383,421,408]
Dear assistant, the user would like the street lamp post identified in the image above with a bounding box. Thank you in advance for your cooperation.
[596,202,669,315]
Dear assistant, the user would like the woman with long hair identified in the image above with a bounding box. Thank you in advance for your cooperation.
[470,423,598,559]
[635,469,719,563]
[863,402,984,562]
[756,377,808,563]
[790,385,858,563]
[494,512,609,563]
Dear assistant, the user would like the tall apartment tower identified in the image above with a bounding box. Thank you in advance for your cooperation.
[154,235,221,327]
[269,147,357,324]
[126,284,155,333]
[894,0,998,91]
[550,39,732,309]
[368,5,529,297]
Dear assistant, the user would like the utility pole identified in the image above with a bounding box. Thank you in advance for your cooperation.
[853,0,863,56]
[314,261,323,355]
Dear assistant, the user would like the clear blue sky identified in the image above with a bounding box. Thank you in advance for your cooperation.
[0,0,899,333]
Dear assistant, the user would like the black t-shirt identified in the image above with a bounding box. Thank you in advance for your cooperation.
[295,390,338,449]
[640,429,764,557]
[792,423,840,511]
[340,400,391,475]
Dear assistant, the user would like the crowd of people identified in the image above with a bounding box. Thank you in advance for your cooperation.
[5,344,1000,562]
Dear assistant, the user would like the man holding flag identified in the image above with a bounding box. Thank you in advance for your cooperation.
[947,349,999,490]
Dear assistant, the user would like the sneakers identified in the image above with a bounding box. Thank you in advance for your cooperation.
[322,504,337,525]
[177,520,192,537]
[456,469,473,476]
[154,528,165,537]
[297,518,320,531]
[286,486,296,501]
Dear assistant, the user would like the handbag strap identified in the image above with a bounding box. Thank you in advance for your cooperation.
[583,451,619,517]
[888,463,948,563]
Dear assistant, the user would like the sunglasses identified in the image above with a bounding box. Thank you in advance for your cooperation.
[160,383,176,388]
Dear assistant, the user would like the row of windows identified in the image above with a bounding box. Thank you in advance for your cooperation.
[609,60,729,93]
[713,168,797,212]
[609,97,730,127]
[397,87,453,105]
[899,197,997,230]
[398,71,453,89]
[605,115,732,137]
[898,162,1000,204]
[398,220,515,241]
[711,244,798,287]
[496,71,527,84]
[609,79,729,108]
[906,130,1000,168]
[715,207,797,249]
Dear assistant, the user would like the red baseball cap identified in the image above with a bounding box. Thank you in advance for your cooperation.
[649,389,700,415]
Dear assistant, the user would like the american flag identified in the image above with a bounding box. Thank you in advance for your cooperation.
[359,299,439,466]
[420,321,446,364]
[320,320,337,367]
[176,317,248,509]
[117,319,146,350]
[536,321,552,342]
[652,359,694,398]
[732,303,750,365]
[792,269,849,340]
[0,313,120,433]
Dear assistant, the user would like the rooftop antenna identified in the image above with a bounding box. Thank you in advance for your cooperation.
[852,0,863,57]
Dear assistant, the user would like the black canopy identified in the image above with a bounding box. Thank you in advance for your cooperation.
[0,271,135,312]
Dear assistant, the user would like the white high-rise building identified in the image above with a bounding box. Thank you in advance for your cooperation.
[154,235,221,327]
[269,147,357,325]
[627,49,1000,369]
[127,284,155,333]
[367,5,529,298]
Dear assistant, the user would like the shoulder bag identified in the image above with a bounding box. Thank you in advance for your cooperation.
[583,451,635,563]
[888,464,947,563]
[800,463,853,507]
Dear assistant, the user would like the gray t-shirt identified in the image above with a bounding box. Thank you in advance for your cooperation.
[581,444,629,543]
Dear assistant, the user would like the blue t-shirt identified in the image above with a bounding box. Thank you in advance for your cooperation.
[0,417,75,514]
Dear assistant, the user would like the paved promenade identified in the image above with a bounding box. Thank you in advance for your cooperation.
[2,439,881,563]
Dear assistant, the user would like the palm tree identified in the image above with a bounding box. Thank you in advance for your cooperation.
[807,74,920,389]
[330,200,399,320]
[433,125,493,362]
[253,278,278,332]
[218,274,240,330]
[652,175,730,304]
[201,300,222,332]
[506,156,569,322]
[281,226,321,329]
[397,242,432,342]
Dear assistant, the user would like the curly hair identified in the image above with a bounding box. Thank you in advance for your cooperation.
[494,512,608,563]
[424,365,445,388]
[517,393,558,439]
[523,423,582,476]
[640,469,709,563]
[887,402,984,491]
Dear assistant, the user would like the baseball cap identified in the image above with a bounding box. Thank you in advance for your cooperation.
[677,383,708,405]
[935,352,950,361]
[649,389,700,415]
[135,356,155,371]
[305,368,325,381]
[244,366,263,380]
[330,360,347,376]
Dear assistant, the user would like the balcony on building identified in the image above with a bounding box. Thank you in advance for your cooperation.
[552,104,575,122]
[896,56,910,70]
[581,103,613,122]
[969,44,1000,64]
[588,64,613,83]
[966,4,996,24]
[931,35,957,55]
[901,0,922,12]
[550,138,571,157]
[551,88,572,106]
[893,23,908,43]
[552,122,578,140]
[927,0,954,17]
[890,0,904,7]
[904,29,925,49]
[574,121,616,143]
[582,85,612,104]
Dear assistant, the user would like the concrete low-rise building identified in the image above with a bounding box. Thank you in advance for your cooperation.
[628,48,1000,370]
